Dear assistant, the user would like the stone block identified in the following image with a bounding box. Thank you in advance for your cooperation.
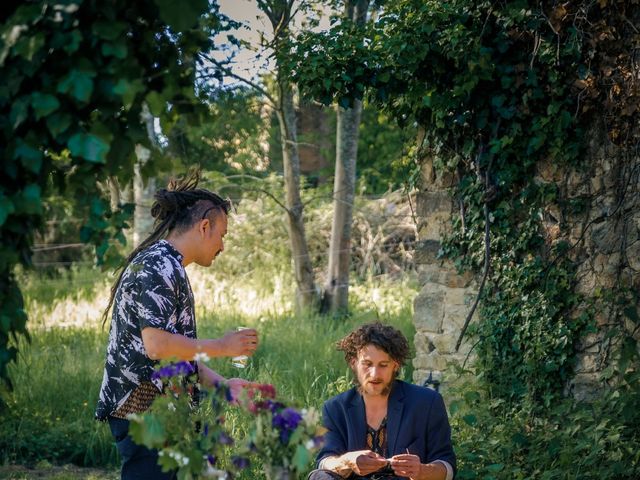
[575,353,599,373]
[566,373,602,401]
[443,271,475,289]
[442,304,476,331]
[413,289,445,333]
[431,332,458,355]
[414,239,442,264]
[417,265,441,285]
[446,288,469,306]
[416,191,452,218]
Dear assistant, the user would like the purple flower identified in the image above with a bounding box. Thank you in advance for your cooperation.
[232,456,250,470]
[207,454,217,466]
[151,361,195,380]
[218,431,234,445]
[203,423,209,437]
[272,407,303,444]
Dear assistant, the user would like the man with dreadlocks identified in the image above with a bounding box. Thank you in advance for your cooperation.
[95,172,259,479]
[309,323,455,480]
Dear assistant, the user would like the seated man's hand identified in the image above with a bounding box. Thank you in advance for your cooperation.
[342,450,388,476]
[389,453,422,479]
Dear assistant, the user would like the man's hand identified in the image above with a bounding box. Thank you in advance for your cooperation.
[341,450,388,476]
[389,454,422,479]
[219,328,258,357]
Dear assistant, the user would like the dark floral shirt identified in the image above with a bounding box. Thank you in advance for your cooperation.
[95,240,196,421]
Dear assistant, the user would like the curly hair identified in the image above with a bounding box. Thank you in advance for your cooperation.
[336,322,411,366]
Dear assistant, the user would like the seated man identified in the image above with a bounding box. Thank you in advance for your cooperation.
[310,323,455,480]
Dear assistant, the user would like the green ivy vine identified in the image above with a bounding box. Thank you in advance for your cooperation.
[290,0,639,406]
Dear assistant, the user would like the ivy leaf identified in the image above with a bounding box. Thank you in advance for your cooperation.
[0,195,15,227]
[9,96,29,130]
[13,139,43,173]
[58,69,95,103]
[68,133,110,163]
[46,113,72,137]
[113,78,144,110]
[14,33,45,61]
[15,184,42,215]
[154,0,208,31]
[31,92,60,120]
[101,41,127,59]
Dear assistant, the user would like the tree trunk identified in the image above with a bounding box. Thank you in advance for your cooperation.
[133,105,157,247]
[277,81,317,310]
[323,0,369,315]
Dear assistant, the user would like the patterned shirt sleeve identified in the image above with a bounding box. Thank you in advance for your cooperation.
[132,256,179,332]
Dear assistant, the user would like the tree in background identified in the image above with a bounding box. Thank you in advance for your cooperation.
[322,0,370,315]
[0,0,229,385]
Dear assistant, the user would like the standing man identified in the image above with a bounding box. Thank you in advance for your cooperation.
[95,172,259,479]
[310,323,455,480]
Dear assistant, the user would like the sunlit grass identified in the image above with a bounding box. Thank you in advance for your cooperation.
[1,266,417,475]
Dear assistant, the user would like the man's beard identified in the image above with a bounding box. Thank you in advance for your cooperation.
[355,374,396,397]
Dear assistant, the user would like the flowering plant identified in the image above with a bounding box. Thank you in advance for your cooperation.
[128,358,324,479]
[237,385,325,479]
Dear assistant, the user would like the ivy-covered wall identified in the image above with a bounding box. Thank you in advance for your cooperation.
[413,124,640,400]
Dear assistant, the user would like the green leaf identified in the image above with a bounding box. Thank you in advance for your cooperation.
[113,78,144,109]
[31,92,60,119]
[14,33,45,61]
[16,183,42,215]
[13,139,43,173]
[101,41,128,59]
[68,133,110,163]
[9,96,29,129]
[0,195,16,227]
[146,91,166,117]
[154,0,208,31]
[58,69,95,103]
[92,21,127,40]
[46,113,72,137]
[293,444,310,472]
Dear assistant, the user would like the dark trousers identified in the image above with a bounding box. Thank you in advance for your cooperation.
[108,417,176,480]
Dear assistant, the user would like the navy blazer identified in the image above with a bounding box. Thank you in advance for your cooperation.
[317,380,456,474]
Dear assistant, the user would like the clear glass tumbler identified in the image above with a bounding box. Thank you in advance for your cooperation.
[231,326,249,368]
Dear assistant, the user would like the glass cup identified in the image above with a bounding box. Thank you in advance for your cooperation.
[231,326,249,368]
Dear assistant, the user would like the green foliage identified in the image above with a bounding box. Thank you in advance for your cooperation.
[449,369,640,479]
[290,0,640,403]
[0,0,227,385]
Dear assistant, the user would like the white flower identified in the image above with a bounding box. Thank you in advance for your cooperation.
[205,465,228,479]
[305,439,316,450]
[194,352,210,362]
[302,407,320,426]
[167,402,176,412]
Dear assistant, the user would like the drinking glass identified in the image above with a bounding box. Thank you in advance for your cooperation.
[231,326,249,368]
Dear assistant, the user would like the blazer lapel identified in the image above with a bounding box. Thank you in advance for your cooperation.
[348,391,367,450]
[386,381,405,455]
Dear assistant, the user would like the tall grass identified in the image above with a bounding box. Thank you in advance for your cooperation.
[1,193,419,475]
[0,287,416,472]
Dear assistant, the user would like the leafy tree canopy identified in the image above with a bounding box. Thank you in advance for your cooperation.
[0,0,232,385]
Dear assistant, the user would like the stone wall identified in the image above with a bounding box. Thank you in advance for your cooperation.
[412,128,640,398]
[412,162,479,389]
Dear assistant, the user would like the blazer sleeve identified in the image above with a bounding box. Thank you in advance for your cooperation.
[425,392,456,474]
[315,400,348,466]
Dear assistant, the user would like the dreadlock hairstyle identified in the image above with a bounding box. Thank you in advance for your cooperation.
[101,170,230,327]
